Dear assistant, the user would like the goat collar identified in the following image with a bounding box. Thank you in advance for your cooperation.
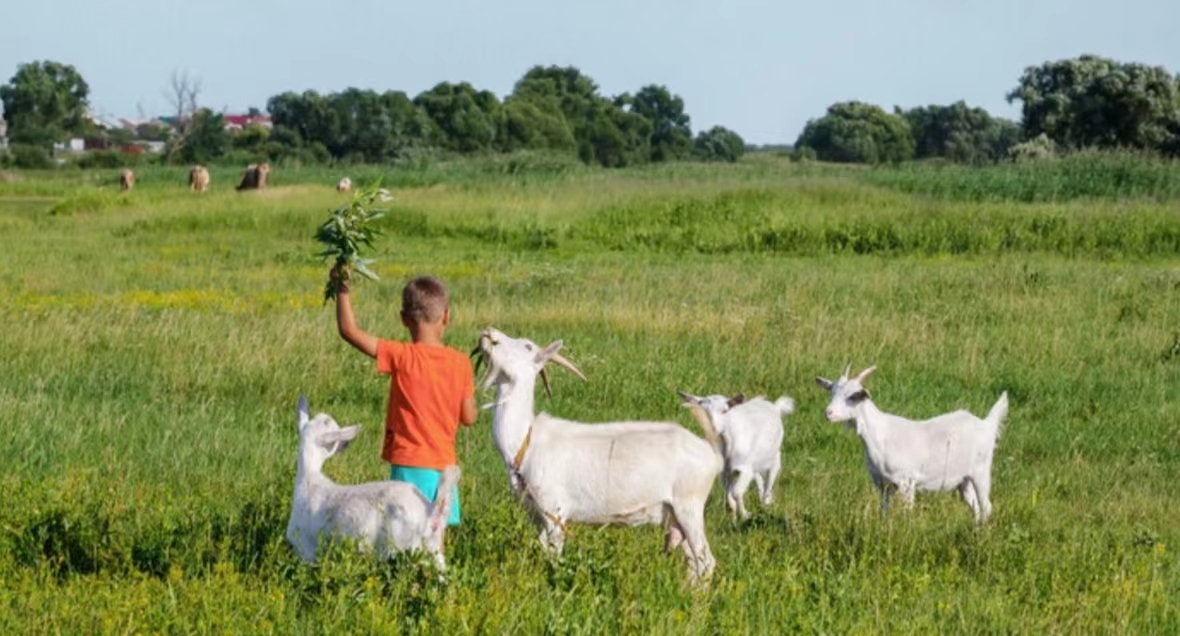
[512,424,533,472]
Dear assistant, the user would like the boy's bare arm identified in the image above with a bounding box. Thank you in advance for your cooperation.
[333,270,378,358]
[459,395,478,426]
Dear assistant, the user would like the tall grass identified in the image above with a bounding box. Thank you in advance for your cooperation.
[0,159,1177,633]
[866,151,1180,202]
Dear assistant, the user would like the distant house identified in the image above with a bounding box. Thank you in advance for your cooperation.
[53,138,86,154]
[156,112,272,133]
[223,114,272,131]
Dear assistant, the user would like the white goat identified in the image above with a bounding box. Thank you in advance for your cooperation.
[678,391,794,520]
[816,365,1008,523]
[473,328,724,581]
[286,396,459,569]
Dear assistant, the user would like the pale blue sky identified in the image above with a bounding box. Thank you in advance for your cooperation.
[3,0,1177,144]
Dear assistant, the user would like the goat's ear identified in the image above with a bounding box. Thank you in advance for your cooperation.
[815,377,834,391]
[727,393,747,409]
[847,389,871,405]
[297,395,310,431]
[320,425,361,454]
[677,390,700,405]
[535,340,564,364]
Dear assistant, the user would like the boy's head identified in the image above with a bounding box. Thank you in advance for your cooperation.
[401,276,450,329]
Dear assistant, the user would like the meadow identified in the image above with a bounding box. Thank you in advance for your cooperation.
[0,154,1178,634]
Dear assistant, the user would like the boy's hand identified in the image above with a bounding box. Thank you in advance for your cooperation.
[330,262,351,295]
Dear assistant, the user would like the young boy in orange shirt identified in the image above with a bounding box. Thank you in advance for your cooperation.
[332,266,478,529]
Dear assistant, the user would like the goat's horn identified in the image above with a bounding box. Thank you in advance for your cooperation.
[548,352,587,381]
[470,346,485,376]
[540,367,553,398]
[843,361,852,378]
[856,365,878,382]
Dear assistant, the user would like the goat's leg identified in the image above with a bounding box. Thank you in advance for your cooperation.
[877,482,892,517]
[959,480,981,518]
[971,473,993,524]
[762,454,782,506]
[538,518,566,556]
[731,470,754,520]
[722,469,738,517]
[673,500,715,583]
[899,482,917,510]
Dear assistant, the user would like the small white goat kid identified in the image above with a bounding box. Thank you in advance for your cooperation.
[678,391,794,520]
[816,365,1008,523]
[286,396,459,568]
[473,328,724,581]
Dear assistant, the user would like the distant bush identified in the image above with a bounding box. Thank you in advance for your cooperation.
[73,150,142,170]
[9,144,55,170]
[1008,133,1056,163]
[791,146,817,163]
[693,126,746,162]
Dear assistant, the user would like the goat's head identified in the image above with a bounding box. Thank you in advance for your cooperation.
[815,363,876,424]
[677,391,748,420]
[296,395,361,469]
[471,327,586,397]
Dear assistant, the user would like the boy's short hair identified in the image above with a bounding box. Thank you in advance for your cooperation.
[401,276,449,324]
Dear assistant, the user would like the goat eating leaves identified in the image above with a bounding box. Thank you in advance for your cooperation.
[816,365,1008,523]
[473,328,725,583]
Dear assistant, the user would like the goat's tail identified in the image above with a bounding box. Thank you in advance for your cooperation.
[428,466,461,524]
[773,395,796,417]
[985,391,1010,438]
[685,404,724,458]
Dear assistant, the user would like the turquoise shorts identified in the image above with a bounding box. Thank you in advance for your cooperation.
[390,465,460,526]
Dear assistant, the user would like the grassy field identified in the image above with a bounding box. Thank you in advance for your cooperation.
[1,156,1178,634]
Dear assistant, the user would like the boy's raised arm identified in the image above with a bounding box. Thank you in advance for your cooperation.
[333,267,378,358]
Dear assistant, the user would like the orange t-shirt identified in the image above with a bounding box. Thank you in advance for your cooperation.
[376,339,475,469]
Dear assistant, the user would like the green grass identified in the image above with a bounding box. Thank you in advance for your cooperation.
[864,151,1180,203]
[1,155,1178,634]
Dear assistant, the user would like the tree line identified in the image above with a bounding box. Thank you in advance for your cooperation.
[0,63,746,169]
[795,55,1180,165]
[2,55,1179,170]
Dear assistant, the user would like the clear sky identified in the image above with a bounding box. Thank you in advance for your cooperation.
[2,0,1177,144]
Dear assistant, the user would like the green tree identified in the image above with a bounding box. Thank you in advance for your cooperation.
[901,101,1022,163]
[231,123,269,153]
[510,66,651,167]
[619,85,692,161]
[500,96,576,153]
[413,82,504,153]
[795,101,914,164]
[1007,54,1180,152]
[693,125,746,162]
[175,108,229,164]
[268,90,340,154]
[0,60,91,147]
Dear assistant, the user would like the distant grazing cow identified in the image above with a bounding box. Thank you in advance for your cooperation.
[189,166,210,193]
[119,169,135,191]
[337,177,352,193]
[236,162,271,191]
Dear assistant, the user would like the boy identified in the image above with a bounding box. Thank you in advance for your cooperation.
[331,265,478,530]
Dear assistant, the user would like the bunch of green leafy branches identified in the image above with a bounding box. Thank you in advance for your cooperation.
[314,182,392,303]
